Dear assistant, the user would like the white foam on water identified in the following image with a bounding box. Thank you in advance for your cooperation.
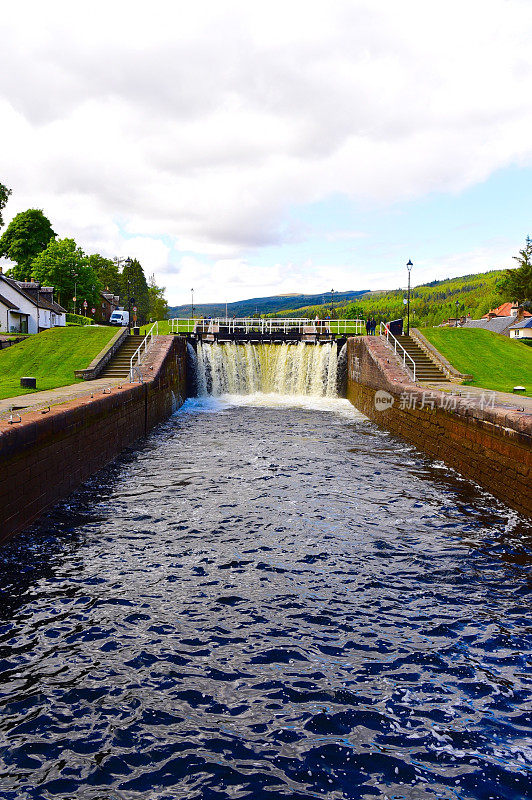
[178,396,231,414]
[220,392,368,421]
[185,340,368,421]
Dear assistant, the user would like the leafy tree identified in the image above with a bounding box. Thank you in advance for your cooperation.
[86,254,121,295]
[0,209,55,276]
[499,235,532,301]
[31,238,101,311]
[147,273,169,321]
[121,258,149,324]
[0,181,11,229]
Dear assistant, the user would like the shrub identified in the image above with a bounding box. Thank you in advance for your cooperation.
[66,313,94,326]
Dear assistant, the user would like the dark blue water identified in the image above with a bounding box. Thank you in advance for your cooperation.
[0,396,531,800]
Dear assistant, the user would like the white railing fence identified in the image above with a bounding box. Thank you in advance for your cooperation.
[129,321,158,382]
[379,322,416,382]
[168,318,366,335]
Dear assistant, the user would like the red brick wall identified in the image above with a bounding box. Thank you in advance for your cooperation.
[347,337,532,518]
[0,336,187,542]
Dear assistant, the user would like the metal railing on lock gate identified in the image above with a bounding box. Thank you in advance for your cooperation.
[168,317,366,335]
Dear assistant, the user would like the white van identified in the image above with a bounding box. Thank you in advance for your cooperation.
[109,309,130,326]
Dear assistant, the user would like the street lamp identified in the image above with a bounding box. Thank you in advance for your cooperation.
[191,288,195,318]
[406,260,413,335]
[455,299,460,326]
[330,288,335,318]
[72,271,78,315]
[123,257,133,333]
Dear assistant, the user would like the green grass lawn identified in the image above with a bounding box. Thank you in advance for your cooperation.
[139,320,191,335]
[0,326,117,401]
[420,326,532,395]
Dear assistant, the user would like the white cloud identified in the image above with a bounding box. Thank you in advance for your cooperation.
[1,0,531,302]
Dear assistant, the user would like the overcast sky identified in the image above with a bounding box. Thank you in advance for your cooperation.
[1,0,532,305]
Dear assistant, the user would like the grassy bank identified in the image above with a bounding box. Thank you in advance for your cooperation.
[0,326,117,400]
[139,320,180,335]
[420,327,532,395]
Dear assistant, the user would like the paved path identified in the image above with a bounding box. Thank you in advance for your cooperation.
[423,382,532,412]
[0,378,123,420]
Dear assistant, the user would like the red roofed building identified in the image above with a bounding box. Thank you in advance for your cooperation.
[482,302,532,320]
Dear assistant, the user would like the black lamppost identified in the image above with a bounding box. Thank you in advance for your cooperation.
[406,260,413,335]
[330,288,335,318]
[191,288,195,318]
[72,271,78,315]
[124,257,133,333]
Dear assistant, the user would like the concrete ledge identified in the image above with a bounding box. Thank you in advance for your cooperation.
[411,327,472,382]
[0,335,30,350]
[74,327,129,380]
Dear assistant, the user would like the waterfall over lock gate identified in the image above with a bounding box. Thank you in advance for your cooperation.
[188,341,345,397]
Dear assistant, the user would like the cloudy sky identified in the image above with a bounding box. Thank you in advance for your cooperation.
[1,0,532,305]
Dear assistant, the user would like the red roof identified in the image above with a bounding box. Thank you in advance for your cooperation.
[482,302,532,319]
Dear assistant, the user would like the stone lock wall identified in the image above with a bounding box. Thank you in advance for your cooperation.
[346,337,532,518]
[0,336,187,543]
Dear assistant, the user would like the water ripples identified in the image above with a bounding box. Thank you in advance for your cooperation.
[0,396,531,799]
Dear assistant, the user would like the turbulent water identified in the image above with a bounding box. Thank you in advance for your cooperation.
[0,393,530,800]
[194,342,340,396]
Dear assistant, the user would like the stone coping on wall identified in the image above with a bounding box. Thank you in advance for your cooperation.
[351,337,532,444]
[74,326,129,380]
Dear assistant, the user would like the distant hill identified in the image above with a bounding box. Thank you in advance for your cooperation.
[271,270,506,327]
[167,290,368,319]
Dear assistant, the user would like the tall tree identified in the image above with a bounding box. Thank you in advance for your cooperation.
[0,181,11,229]
[86,254,121,295]
[0,209,55,277]
[121,258,149,324]
[499,235,532,301]
[147,273,169,321]
[31,238,101,311]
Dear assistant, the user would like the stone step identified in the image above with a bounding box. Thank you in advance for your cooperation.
[99,336,145,377]
[389,334,449,381]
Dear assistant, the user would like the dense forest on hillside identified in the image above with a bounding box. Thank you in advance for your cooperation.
[271,270,505,326]
[167,290,367,319]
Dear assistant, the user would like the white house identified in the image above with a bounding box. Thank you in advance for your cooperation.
[0,271,67,334]
[509,317,532,340]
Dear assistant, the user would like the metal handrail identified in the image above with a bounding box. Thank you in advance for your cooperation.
[168,317,366,335]
[379,322,416,382]
[129,321,158,382]
[129,365,144,384]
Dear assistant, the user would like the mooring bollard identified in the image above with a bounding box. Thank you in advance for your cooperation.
[20,376,36,389]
